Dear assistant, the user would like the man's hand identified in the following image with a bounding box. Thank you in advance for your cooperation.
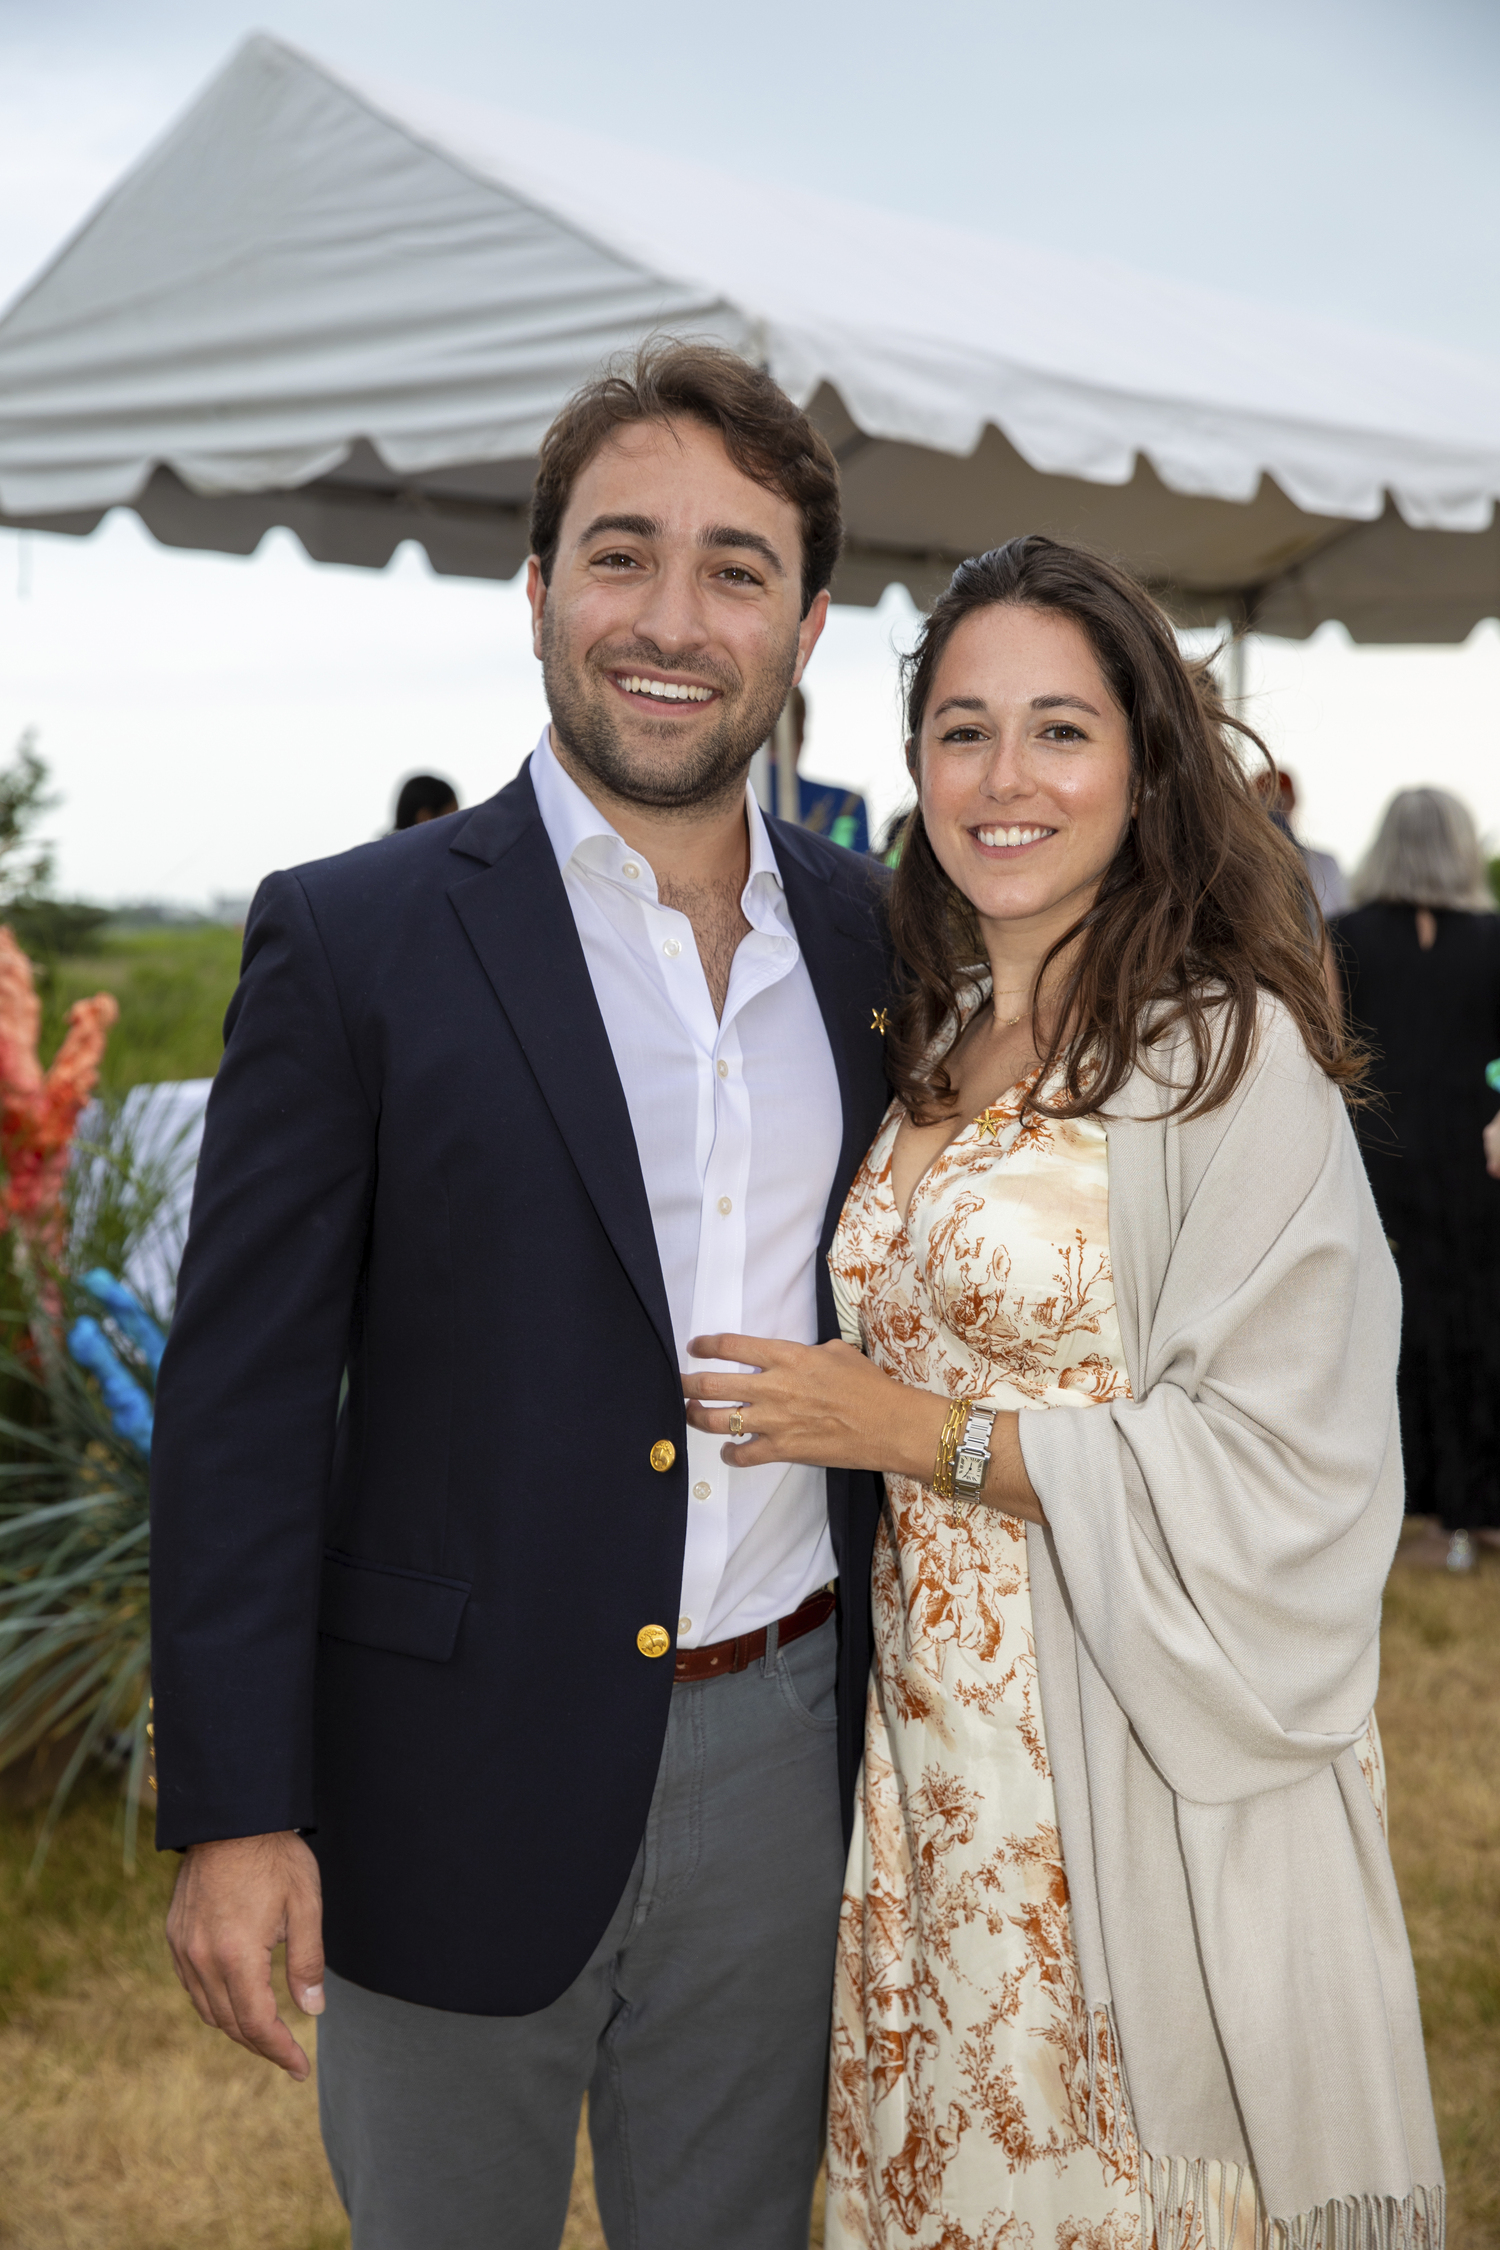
[166,1830,325,2080]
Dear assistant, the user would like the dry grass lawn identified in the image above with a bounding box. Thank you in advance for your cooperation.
[0,1540,1492,2247]
[0,1798,605,2250]
[1380,1530,1500,2248]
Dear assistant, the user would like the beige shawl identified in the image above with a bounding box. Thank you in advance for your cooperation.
[1018,996,1443,2247]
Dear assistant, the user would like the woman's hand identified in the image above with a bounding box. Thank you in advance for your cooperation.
[681,1333,1045,1524]
[683,1332,941,1476]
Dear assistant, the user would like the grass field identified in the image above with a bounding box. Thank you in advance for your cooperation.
[1378,1555,1500,2241]
[0,1536,1493,2248]
[36,923,241,1092]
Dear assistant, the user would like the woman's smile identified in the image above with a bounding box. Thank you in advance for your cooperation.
[969,820,1058,856]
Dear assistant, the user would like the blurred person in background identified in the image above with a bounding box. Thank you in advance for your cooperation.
[1336,786,1500,1571]
[767,685,870,851]
[1274,767,1348,918]
[873,802,914,868]
[392,772,459,829]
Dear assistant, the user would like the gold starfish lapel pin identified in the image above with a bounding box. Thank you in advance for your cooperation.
[974,1107,1003,1142]
[870,1008,889,1034]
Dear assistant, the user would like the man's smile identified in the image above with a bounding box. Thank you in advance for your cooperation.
[609,670,721,709]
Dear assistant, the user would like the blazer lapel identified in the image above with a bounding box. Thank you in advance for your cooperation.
[446,764,677,1373]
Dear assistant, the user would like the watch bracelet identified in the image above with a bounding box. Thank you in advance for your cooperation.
[952,1405,997,1518]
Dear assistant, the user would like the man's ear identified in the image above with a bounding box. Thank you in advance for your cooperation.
[792,588,831,682]
[526,555,547,662]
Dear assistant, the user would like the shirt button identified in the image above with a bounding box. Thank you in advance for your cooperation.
[679,1615,693,1634]
[717,1195,732,1216]
[693,1479,712,1500]
[637,1624,671,1659]
[622,861,640,880]
[649,1439,676,1472]
[716,1059,729,1078]
[663,938,682,958]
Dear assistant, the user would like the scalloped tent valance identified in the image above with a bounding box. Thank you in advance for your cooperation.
[1,34,1497,641]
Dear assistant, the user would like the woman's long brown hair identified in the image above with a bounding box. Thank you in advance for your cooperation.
[888,536,1364,1123]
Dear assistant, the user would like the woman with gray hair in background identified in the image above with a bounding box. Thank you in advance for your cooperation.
[1335,787,1500,1570]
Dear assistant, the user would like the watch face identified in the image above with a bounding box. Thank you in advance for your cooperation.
[954,1448,986,1486]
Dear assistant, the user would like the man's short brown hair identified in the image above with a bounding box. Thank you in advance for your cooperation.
[529,339,843,616]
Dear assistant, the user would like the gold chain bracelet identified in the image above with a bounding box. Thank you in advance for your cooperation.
[931,1399,968,1503]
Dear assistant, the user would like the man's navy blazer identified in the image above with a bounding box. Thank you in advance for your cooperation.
[150,759,894,2016]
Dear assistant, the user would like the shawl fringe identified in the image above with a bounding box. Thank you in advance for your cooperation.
[1082,2007,1445,2250]
[1083,2003,1135,2161]
[1141,2158,1444,2250]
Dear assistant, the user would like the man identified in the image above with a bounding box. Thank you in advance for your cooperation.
[769,685,871,851]
[151,341,892,2250]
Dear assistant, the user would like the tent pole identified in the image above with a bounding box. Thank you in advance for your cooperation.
[774,703,800,823]
[1226,629,1248,713]
[1217,612,1249,716]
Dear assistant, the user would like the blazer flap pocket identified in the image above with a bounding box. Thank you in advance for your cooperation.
[319,1550,471,1662]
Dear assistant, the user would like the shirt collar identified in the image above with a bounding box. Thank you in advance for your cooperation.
[530,726,787,906]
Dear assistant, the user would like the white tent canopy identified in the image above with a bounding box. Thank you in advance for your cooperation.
[2,33,1498,641]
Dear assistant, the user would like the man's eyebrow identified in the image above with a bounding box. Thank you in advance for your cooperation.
[575,515,786,577]
[699,525,786,575]
[576,513,661,544]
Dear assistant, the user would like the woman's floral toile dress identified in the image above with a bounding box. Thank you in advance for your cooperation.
[824,1072,1388,2250]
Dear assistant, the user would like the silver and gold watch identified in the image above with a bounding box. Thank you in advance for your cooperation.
[951,1406,996,1517]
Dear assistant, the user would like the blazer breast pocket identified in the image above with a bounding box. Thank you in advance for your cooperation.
[319,1549,471,1662]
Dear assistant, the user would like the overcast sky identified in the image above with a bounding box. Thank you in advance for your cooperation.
[6,0,1498,350]
[0,0,1497,905]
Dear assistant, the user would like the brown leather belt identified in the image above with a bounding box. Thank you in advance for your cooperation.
[674,1586,836,1683]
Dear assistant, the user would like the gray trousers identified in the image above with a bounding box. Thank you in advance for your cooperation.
[317,1614,846,2250]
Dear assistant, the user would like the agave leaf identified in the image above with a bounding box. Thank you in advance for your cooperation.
[0,1097,170,1868]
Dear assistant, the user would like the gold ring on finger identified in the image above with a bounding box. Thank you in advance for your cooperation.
[729,1409,745,1438]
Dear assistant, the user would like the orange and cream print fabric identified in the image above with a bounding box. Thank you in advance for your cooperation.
[825,1076,1142,2250]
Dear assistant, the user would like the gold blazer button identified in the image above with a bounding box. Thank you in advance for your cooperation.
[637,1624,671,1659]
[649,1439,676,1472]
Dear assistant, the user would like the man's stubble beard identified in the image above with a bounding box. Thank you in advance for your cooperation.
[541,606,800,816]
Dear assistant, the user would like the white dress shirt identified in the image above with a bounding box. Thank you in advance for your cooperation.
[530,730,843,1645]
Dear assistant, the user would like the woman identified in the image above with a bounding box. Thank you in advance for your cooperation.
[1336,788,1500,1572]
[682,539,1441,2249]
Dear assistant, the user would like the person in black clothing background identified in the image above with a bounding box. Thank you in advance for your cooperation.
[1335,786,1500,1570]
[391,772,459,829]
